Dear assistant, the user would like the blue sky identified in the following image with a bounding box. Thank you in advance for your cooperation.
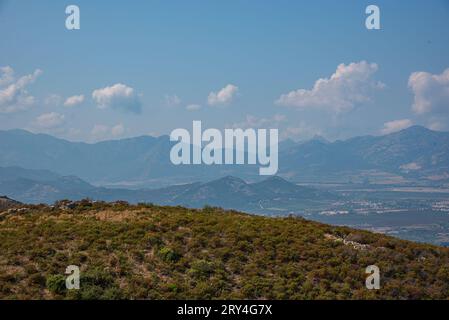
[1,0,449,142]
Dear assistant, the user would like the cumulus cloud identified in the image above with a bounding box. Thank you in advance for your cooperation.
[186,104,201,111]
[34,112,65,129]
[0,66,42,113]
[276,61,384,113]
[64,94,84,107]
[92,83,142,113]
[381,119,413,135]
[91,123,125,140]
[0,66,14,86]
[408,68,449,115]
[208,84,238,106]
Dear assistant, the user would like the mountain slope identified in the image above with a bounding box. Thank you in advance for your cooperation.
[1,126,448,185]
[0,202,448,299]
[0,129,256,186]
[0,166,335,211]
[0,196,21,210]
[0,166,98,204]
[280,126,449,181]
[163,175,336,210]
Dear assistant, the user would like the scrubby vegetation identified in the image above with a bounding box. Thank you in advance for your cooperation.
[0,200,448,300]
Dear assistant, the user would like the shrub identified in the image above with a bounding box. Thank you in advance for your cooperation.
[158,247,181,262]
[46,274,66,295]
[188,260,214,279]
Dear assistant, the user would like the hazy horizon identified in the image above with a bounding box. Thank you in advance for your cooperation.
[1,122,446,145]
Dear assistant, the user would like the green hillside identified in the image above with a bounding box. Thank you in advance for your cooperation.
[0,200,448,300]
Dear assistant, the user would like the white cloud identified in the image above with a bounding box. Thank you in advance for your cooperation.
[92,83,142,113]
[111,123,125,136]
[64,94,84,107]
[276,61,384,113]
[91,123,125,140]
[35,112,65,129]
[208,84,238,106]
[428,120,446,131]
[186,104,201,111]
[408,68,449,114]
[0,66,14,86]
[381,119,413,135]
[165,94,181,107]
[400,162,421,171]
[0,66,42,113]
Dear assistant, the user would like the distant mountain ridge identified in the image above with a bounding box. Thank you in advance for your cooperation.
[0,166,334,212]
[1,126,448,186]
[148,175,336,210]
[280,126,449,182]
[0,129,259,186]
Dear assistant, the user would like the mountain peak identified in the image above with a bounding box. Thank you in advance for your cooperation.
[262,175,289,183]
[215,176,247,185]
[384,125,439,139]
[389,125,445,137]
[401,125,432,133]
[253,175,297,189]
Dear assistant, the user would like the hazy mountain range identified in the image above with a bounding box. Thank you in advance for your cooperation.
[0,166,336,213]
[1,126,448,188]
[2,127,449,246]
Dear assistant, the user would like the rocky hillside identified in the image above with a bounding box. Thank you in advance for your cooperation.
[0,201,448,300]
[0,196,21,210]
